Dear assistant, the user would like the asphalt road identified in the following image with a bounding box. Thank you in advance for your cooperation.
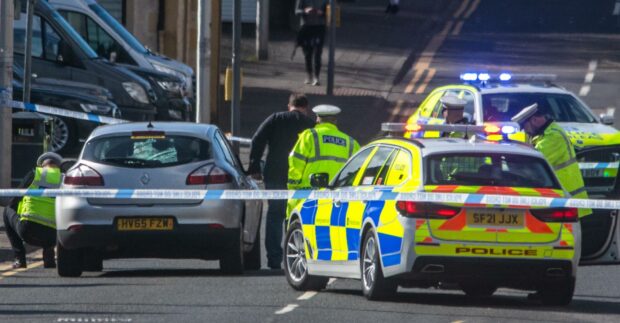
[3,0,620,322]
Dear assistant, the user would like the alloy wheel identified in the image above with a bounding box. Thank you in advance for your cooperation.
[286,229,307,282]
[363,236,377,290]
[52,117,70,152]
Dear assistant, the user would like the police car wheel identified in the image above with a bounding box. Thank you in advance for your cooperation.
[56,242,83,277]
[538,277,575,306]
[361,228,397,300]
[461,283,497,298]
[220,228,244,275]
[284,220,328,291]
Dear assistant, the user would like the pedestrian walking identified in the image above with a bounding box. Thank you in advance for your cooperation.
[249,93,316,269]
[288,104,359,190]
[295,0,328,86]
[3,152,63,269]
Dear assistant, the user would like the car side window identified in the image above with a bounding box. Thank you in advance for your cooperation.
[442,89,475,122]
[358,146,395,186]
[420,91,444,118]
[13,14,43,58]
[384,149,412,186]
[43,21,62,61]
[60,10,135,65]
[332,148,373,188]
[214,131,241,169]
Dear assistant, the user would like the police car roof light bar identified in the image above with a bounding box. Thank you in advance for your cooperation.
[460,73,557,84]
[382,122,520,137]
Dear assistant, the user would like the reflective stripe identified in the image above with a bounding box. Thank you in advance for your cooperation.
[307,156,349,163]
[554,157,577,172]
[20,213,56,228]
[33,168,61,189]
[348,136,354,157]
[569,186,587,196]
[311,128,321,158]
[292,152,307,161]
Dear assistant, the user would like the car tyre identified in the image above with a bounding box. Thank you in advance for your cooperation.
[57,242,83,277]
[220,228,244,275]
[461,283,497,298]
[82,249,103,272]
[244,230,261,270]
[361,228,397,300]
[538,277,575,306]
[51,117,78,155]
[284,220,328,291]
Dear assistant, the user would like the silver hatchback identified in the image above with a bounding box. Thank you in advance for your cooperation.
[56,122,263,277]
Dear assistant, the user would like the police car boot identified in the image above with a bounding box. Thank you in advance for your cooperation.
[12,254,26,269]
[42,247,56,268]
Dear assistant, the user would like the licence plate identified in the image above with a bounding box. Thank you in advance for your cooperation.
[116,217,174,231]
[466,209,524,227]
[582,169,604,178]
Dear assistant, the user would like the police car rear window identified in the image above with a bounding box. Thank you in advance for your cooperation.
[426,153,559,188]
[82,135,211,168]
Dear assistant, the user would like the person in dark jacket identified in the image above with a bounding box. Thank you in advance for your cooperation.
[295,0,328,86]
[249,93,315,269]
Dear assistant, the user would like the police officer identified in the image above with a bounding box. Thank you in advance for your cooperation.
[288,105,360,190]
[3,152,63,269]
[440,96,469,138]
[249,93,315,269]
[512,103,591,217]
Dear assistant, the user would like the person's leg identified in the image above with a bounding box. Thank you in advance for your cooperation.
[301,42,314,84]
[3,208,27,268]
[264,182,286,269]
[312,27,326,85]
[19,221,57,268]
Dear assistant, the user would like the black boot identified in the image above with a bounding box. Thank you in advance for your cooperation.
[43,247,56,268]
[12,254,27,269]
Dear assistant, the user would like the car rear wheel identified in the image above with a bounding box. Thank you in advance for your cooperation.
[244,230,261,270]
[284,220,328,291]
[361,228,397,300]
[461,283,497,298]
[57,243,83,277]
[220,228,244,275]
[538,277,575,306]
[82,249,103,272]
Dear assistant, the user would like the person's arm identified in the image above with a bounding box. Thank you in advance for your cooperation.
[535,132,569,170]
[288,132,312,189]
[248,115,274,177]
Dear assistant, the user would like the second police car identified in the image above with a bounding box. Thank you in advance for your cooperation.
[283,123,616,305]
[406,73,620,264]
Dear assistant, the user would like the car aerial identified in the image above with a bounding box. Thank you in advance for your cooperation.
[406,73,620,264]
[56,122,262,277]
[11,63,119,155]
[283,123,617,305]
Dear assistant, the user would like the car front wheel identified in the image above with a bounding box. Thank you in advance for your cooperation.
[284,220,328,291]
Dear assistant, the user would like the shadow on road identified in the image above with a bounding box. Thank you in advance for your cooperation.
[99,268,284,278]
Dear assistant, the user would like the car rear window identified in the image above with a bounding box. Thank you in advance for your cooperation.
[426,153,559,188]
[82,133,211,168]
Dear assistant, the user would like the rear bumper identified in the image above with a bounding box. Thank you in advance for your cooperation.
[58,225,238,260]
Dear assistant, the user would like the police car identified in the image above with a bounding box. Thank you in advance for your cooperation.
[283,123,613,305]
[406,73,620,264]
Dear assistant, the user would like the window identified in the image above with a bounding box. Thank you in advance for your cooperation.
[432,90,475,122]
[13,14,43,57]
[82,135,211,168]
[332,148,373,188]
[384,150,412,186]
[481,93,596,123]
[214,132,240,168]
[44,21,62,61]
[359,147,395,186]
[60,10,134,64]
[426,153,559,188]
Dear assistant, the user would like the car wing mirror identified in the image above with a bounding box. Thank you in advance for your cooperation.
[310,173,330,189]
[600,114,614,126]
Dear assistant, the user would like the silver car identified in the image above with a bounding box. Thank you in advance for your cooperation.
[56,122,262,277]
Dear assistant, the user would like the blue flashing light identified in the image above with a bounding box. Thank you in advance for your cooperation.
[478,73,490,81]
[499,73,512,81]
[501,125,517,134]
[460,73,478,81]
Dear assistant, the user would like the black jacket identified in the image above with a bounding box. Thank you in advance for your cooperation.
[249,110,315,185]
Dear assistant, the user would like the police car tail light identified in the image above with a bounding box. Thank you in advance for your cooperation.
[187,164,232,185]
[396,201,459,218]
[64,164,104,186]
[530,208,578,222]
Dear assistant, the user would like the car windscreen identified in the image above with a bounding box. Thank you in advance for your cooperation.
[82,134,211,168]
[49,8,99,59]
[482,93,596,123]
[89,3,149,54]
[426,153,559,188]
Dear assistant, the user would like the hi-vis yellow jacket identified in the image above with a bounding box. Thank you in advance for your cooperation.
[288,122,360,189]
[17,167,61,229]
[532,121,591,217]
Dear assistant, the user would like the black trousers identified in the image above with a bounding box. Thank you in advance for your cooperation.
[298,25,326,78]
[3,207,56,257]
[264,181,287,268]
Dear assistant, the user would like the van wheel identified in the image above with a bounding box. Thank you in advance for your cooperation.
[57,243,83,277]
[51,117,77,154]
[244,230,261,270]
[461,283,497,298]
[361,228,397,300]
[220,228,244,275]
[284,220,328,291]
[538,278,575,306]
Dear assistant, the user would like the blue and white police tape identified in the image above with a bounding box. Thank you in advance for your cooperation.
[0,188,618,210]
[6,99,127,125]
[226,134,252,146]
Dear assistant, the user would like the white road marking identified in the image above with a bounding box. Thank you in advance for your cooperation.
[451,21,464,36]
[579,60,598,97]
[275,304,298,315]
[589,60,598,71]
[453,0,471,19]
[585,72,595,83]
[464,0,481,18]
[297,291,317,300]
[579,85,591,97]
